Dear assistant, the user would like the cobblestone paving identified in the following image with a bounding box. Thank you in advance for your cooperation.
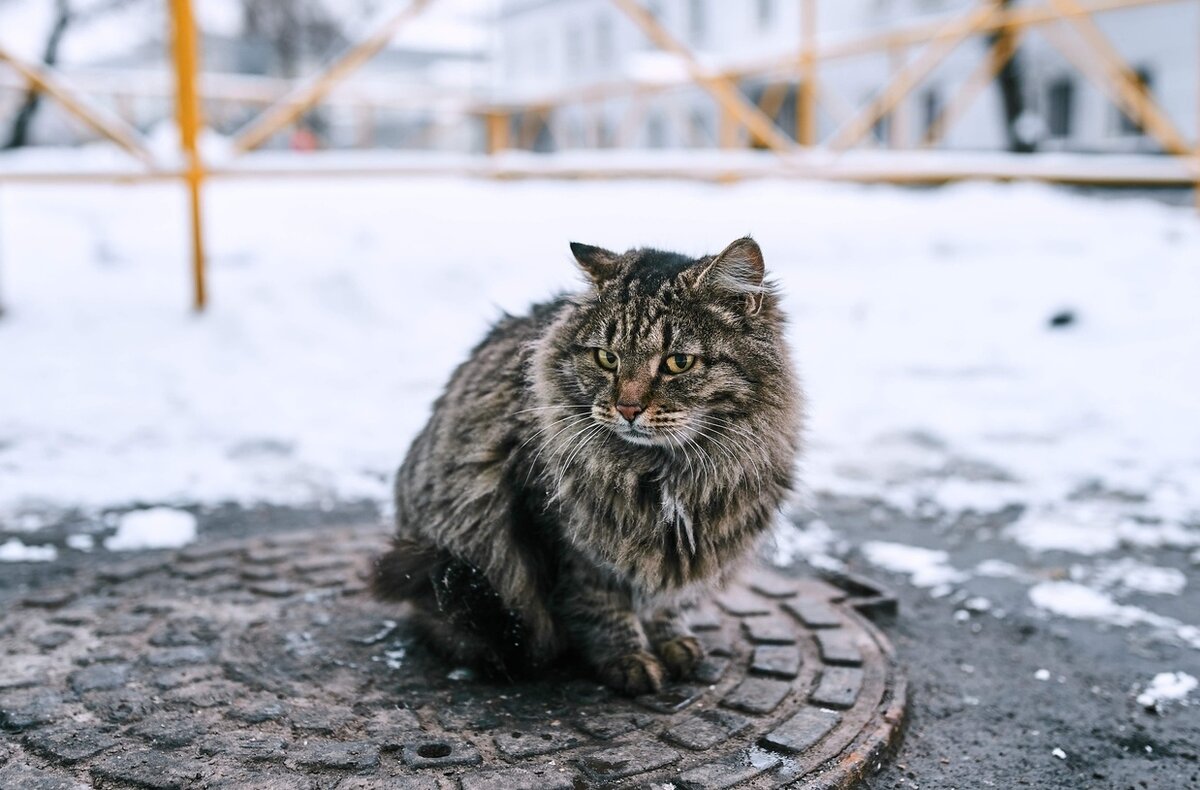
[0,526,906,789]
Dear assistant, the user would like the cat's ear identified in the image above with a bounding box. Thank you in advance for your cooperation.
[696,236,767,315]
[570,242,620,284]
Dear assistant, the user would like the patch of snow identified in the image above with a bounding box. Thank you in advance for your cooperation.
[963,596,991,612]
[925,479,1024,515]
[1028,581,1200,650]
[1008,503,1200,556]
[104,508,197,551]
[771,516,840,568]
[860,541,968,588]
[65,533,95,552]
[974,559,1025,579]
[1136,672,1197,710]
[1089,559,1187,596]
[0,538,58,562]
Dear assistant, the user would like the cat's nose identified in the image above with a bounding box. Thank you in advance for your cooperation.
[615,403,643,423]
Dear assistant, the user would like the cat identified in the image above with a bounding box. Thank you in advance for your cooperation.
[372,237,802,695]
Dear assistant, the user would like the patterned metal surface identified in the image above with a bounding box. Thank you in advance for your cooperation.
[0,525,906,789]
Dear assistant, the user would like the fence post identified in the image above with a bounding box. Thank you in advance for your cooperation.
[169,0,206,312]
[798,0,817,145]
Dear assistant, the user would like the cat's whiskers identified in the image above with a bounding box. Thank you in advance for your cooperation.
[694,414,768,457]
[552,422,608,497]
[688,425,740,477]
[691,421,764,484]
[679,431,717,489]
[517,409,593,454]
[523,414,597,486]
[511,404,592,416]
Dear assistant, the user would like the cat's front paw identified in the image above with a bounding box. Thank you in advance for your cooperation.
[599,651,665,696]
[655,636,704,679]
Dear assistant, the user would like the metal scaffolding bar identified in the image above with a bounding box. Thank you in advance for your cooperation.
[608,0,796,155]
[0,44,156,167]
[798,0,818,146]
[1046,0,1190,154]
[923,25,1027,147]
[230,0,433,154]
[169,0,206,311]
[829,2,1001,151]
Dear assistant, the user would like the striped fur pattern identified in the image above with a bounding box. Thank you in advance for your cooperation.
[373,237,802,694]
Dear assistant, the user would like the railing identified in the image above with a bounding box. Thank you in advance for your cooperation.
[0,0,1198,312]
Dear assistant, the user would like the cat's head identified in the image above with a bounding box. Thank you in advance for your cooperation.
[538,237,793,450]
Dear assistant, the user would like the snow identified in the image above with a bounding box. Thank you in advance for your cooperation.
[1028,582,1200,650]
[1009,503,1200,556]
[0,539,57,562]
[771,516,842,569]
[1087,559,1187,597]
[0,166,1198,642]
[1136,672,1198,710]
[860,542,968,588]
[103,508,197,552]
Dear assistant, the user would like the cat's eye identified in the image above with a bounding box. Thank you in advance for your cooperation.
[594,348,619,371]
[662,354,696,374]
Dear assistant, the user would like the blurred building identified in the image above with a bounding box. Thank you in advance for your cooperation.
[492,0,1200,153]
[0,2,487,151]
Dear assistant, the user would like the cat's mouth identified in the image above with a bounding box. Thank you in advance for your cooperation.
[607,419,669,447]
[616,427,658,446]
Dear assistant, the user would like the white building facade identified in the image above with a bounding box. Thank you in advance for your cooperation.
[491,0,1200,154]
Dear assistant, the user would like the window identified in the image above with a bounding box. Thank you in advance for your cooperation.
[872,113,891,145]
[689,0,707,45]
[1046,76,1074,138]
[757,0,775,29]
[1116,66,1153,135]
[689,110,713,146]
[597,117,616,148]
[566,23,584,74]
[646,113,667,148]
[595,14,613,68]
[921,86,942,139]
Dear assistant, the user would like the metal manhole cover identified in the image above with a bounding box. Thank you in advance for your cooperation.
[0,526,906,789]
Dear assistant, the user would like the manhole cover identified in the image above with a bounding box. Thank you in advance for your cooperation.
[0,525,906,789]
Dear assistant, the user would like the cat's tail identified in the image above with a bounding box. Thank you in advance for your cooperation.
[371,536,544,680]
[370,536,442,601]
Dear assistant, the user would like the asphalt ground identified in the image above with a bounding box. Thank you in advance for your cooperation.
[2,499,1198,789]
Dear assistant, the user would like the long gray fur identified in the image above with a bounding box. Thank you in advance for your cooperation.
[373,237,802,694]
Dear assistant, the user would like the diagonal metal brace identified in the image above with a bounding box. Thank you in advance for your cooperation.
[608,0,797,154]
[231,0,434,155]
[0,44,157,167]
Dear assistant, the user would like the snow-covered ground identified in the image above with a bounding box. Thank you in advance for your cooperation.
[1,169,1198,648]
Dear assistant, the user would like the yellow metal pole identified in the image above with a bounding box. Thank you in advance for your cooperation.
[169,0,207,312]
[888,44,907,148]
[485,111,510,154]
[798,0,817,145]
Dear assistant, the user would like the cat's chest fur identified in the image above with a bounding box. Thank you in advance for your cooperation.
[542,449,753,593]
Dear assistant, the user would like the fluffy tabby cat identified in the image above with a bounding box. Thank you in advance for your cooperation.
[373,237,801,695]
